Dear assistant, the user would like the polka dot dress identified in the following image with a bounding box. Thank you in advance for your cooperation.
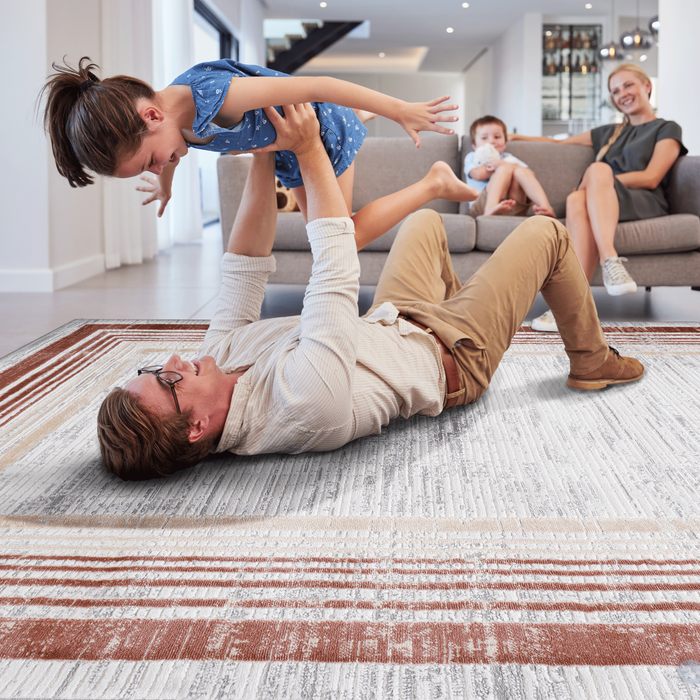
[170,59,368,188]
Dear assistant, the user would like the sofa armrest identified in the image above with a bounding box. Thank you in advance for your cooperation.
[667,156,700,218]
[217,154,253,250]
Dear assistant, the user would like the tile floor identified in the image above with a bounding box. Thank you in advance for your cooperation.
[1,222,698,360]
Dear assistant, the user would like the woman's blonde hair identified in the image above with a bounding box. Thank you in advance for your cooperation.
[596,63,653,161]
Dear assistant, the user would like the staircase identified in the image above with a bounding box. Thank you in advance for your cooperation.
[267,21,363,74]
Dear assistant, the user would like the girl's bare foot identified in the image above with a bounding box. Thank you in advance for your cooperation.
[354,109,377,124]
[426,161,479,202]
[533,205,558,218]
[485,199,516,216]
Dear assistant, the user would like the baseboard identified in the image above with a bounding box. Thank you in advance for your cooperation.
[52,254,105,290]
[0,268,54,293]
[0,254,105,292]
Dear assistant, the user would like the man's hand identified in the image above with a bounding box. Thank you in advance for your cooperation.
[249,103,322,156]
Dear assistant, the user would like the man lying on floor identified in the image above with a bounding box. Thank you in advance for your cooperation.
[98,102,644,481]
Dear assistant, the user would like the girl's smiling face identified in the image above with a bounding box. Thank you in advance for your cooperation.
[115,105,188,178]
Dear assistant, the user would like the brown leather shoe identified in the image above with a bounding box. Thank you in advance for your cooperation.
[567,346,644,390]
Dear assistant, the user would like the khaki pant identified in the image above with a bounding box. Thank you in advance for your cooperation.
[365,210,608,406]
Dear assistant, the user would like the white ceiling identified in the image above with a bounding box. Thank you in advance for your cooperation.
[263,0,660,72]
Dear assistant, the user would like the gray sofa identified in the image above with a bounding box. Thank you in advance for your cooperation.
[217,134,700,288]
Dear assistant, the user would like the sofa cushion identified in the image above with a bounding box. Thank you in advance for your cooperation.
[273,212,476,253]
[475,215,532,251]
[615,214,700,255]
[474,213,700,255]
[667,157,700,217]
[353,135,461,214]
[362,213,476,253]
[461,137,595,219]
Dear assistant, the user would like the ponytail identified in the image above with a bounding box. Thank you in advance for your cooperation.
[39,57,155,187]
[595,119,628,162]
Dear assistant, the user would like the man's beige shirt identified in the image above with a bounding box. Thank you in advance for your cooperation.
[199,217,445,456]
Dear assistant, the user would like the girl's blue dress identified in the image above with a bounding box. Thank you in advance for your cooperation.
[170,59,368,188]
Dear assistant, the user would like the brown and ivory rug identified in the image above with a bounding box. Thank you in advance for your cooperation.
[1,320,700,699]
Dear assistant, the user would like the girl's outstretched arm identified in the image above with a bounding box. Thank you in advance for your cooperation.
[218,76,458,148]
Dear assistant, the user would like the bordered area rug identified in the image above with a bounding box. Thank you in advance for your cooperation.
[1,320,700,699]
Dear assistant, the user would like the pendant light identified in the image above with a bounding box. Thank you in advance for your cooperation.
[599,0,624,61]
[649,16,659,36]
[620,0,654,50]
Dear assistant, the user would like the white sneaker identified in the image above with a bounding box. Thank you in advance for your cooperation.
[531,309,558,333]
[602,257,637,296]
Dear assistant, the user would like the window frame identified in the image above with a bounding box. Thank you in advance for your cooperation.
[194,0,239,60]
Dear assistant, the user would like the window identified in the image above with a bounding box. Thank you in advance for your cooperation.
[194,0,238,60]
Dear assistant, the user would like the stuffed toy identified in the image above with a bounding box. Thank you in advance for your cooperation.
[275,179,299,212]
[472,143,520,167]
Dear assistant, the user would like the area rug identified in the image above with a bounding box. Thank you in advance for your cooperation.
[1,320,699,699]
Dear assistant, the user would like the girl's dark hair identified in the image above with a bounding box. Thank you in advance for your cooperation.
[40,56,155,187]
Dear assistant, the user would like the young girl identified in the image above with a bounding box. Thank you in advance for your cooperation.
[42,57,476,248]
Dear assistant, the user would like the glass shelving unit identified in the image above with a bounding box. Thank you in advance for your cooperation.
[542,24,603,133]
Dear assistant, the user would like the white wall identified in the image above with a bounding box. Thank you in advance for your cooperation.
[0,0,106,292]
[239,0,265,65]
[490,13,543,137]
[209,0,265,65]
[0,0,51,291]
[48,0,105,285]
[658,0,699,154]
[462,49,493,141]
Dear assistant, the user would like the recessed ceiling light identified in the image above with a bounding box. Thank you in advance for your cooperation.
[446,27,454,33]
[640,54,647,61]
[584,3,592,8]
[462,2,469,7]
[379,52,386,58]
[319,1,327,6]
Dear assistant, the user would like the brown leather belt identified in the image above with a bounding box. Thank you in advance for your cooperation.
[398,315,464,409]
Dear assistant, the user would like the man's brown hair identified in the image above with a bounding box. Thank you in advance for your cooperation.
[97,388,217,481]
[469,115,508,145]
[39,56,155,188]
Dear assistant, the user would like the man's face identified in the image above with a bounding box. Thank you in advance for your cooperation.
[472,124,507,155]
[124,355,227,440]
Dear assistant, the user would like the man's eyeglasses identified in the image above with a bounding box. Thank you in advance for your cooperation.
[137,365,183,414]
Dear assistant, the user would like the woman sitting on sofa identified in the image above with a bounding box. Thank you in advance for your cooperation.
[511,63,687,332]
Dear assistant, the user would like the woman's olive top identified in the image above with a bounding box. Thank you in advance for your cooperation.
[591,119,687,221]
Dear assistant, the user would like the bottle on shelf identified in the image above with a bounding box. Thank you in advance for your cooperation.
[582,32,591,49]
[581,56,590,74]
[590,55,598,73]
[573,54,581,72]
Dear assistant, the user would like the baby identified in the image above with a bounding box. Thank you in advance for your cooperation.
[464,116,556,218]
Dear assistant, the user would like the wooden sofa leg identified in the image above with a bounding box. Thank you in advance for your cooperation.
[645,286,651,293]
